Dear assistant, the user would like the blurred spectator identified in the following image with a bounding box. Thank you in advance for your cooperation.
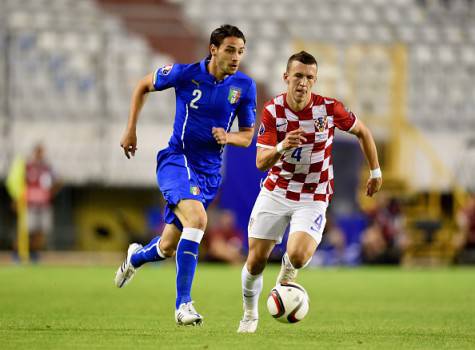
[361,196,409,264]
[454,193,475,264]
[202,209,244,264]
[24,143,60,259]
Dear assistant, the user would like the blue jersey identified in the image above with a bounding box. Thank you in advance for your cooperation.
[153,58,257,174]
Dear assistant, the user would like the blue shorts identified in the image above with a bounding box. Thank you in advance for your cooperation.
[156,147,221,230]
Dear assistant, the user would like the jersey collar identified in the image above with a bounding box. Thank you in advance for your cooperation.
[283,93,315,114]
[200,57,209,75]
[200,57,233,84]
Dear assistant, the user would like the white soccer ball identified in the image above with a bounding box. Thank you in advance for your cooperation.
[266,282,309,323]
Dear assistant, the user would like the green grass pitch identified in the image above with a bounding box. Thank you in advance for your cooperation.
[0,264,474,349]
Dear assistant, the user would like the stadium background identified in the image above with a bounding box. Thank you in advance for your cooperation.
[0,0,474,266]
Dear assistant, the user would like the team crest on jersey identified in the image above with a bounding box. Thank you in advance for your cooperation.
[190,186,201,196]
[315,116,328,132]
[228,87,241,104]
[160,64,173,76]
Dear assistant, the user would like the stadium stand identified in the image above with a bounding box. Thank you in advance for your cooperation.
[176,0,475,187]
[1,0,176,185]
[0,13,6,177]
[1,0,473,188]
[1,0,475,263]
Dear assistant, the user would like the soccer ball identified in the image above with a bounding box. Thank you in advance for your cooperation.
[266,282,309,323]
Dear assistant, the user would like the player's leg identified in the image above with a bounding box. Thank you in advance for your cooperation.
[129,197,184,268]
[238,190,289,333]
[277,232,318,284]
[28,207,42,262]
[237,238,275,333]
[40,206,53,250]
[172,198,207,325]
[114,223,180,288]
[130,224,180,266]
[277,202,326,284]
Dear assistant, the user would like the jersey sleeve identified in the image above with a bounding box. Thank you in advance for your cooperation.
[256,104,277,149]
[333,99,357,132]
[236,80,257,128]
[152,64,184,91]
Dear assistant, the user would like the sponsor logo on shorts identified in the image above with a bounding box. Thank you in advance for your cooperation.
[248,217,255,230]
[190,186,201,195]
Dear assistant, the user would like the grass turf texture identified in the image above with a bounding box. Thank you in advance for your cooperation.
[0,264,474,349]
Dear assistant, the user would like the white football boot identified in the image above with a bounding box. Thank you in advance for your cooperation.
[237,309,258,333]
[175,301,203,326]
[114,243,143,288]
[276,253,298,284]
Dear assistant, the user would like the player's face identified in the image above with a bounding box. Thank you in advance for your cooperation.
[284,61,317,104]
[211,36,245,76]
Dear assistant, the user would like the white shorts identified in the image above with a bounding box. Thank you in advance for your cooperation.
[27,206,53,234]
[248,188,327,244]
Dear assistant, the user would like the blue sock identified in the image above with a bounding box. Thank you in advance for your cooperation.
[175,228,204,309]
[130,236,165,268]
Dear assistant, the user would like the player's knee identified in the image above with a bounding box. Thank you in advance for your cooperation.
[287,250,312,269]
[184,214,207,231]
[246,256,267,275]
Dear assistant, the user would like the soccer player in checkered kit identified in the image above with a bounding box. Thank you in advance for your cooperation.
[237,51,382,333]
[116,25,257,326]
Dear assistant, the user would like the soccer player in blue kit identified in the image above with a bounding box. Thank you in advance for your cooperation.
[115,25,256,326]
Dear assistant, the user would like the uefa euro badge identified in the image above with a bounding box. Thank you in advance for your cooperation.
[160,64,173,76]
[315,116,327,132]
[228,87,241,104]
[190,186,201,196]
[258,123,265,136]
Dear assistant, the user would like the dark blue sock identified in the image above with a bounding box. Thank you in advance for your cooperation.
[130,236,165,268]
[175,238,200,309]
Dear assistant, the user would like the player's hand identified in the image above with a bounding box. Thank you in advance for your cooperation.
[366,177,382,197]
[120,129,138,159]
[212,127,227,145]
[282,128,307,150]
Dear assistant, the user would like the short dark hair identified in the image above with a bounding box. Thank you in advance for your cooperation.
[209,24,246,48]
[286,51,318,72]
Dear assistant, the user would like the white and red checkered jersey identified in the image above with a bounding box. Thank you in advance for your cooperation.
[256,93,357,203]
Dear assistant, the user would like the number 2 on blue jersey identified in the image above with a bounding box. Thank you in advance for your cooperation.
[291,147,302,161]
[190,89,202,109]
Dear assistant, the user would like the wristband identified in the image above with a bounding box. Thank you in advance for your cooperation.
[276,141,285,154]
[370,168,382,179]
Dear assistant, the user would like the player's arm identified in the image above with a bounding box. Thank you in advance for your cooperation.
[256,129,306,171]
[120,73,155,159]
[212,127,254,147]
[349,119,382,197]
